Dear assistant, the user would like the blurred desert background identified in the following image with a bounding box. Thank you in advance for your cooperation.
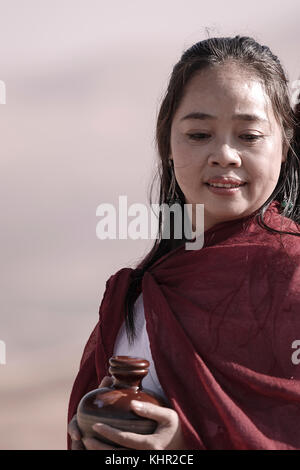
[0,0,299,449]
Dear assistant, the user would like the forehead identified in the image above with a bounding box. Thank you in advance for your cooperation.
[176,63,275,124]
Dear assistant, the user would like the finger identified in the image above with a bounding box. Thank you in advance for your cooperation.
[71,439,85,450]
[92,423,153,450]
[98,376,113,388]
[82,437,127,451]
[130,401,176,426]
[68,414,82,441]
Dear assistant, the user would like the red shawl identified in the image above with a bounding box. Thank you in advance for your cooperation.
[67,201,300,449]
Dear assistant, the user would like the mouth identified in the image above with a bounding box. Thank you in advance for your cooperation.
[205,182,247,188]
[204,182,247,195]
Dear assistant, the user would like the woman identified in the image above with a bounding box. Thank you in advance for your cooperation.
[67,35,300,450]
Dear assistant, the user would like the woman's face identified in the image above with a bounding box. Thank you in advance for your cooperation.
[169,62,287,231]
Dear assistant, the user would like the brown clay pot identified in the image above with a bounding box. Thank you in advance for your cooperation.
[76,355,167,446]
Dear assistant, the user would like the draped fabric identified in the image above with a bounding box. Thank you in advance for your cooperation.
[67,201,300,449]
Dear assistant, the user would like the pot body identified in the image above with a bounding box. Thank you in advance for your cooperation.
[76,356,167,447]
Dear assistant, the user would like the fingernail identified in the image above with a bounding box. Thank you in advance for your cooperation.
[131,400,144,409]
[92,423,104,430]
[71,433,81,441]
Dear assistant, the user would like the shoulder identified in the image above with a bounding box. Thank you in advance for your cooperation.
[259,234,300,302]
[238,215,300,294]
[251,233,300,281]
[248,207,300,266]
[262,204,300,249]
[99,267,134,311]
[105,267,134,288]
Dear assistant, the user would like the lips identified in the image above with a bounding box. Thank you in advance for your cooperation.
[205,177,246,187]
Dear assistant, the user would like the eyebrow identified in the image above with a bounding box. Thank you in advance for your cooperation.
[180,112,268,123]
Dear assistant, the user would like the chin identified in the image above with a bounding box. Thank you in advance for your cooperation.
[205,206,247,221]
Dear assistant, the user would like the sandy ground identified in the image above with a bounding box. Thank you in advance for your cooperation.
[0,341,84,450]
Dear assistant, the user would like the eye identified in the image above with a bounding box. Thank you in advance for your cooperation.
[187,133,211,140]
[240,134,263,142]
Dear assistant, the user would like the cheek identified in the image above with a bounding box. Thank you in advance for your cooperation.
[171,138,203,166]
[245,152,282,185]
[254,140,284,181]
[175,167,204,195]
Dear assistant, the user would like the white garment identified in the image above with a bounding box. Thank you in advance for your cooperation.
[113,293,169,404]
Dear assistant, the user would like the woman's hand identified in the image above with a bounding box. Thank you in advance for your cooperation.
[83,380,188,450]
[68,413,85,450]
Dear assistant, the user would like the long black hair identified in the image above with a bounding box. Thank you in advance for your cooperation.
[124,35,300,344]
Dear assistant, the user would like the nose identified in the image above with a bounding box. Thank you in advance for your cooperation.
[208,143,241,167]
